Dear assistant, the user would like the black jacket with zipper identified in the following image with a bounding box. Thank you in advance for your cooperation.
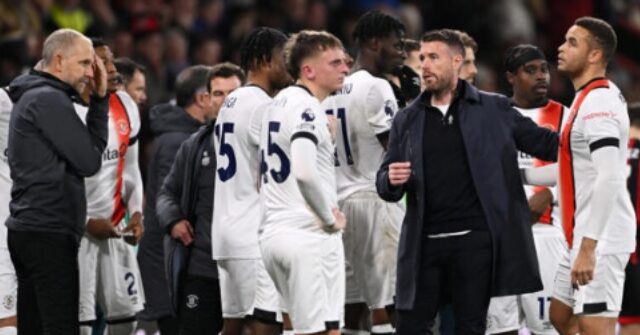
[157,121,216,313]
[6,70,108,240]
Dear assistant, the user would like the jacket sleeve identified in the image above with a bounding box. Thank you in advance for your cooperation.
[157,138,190,235]
[33,92,108,176]
[376,110,406,202]
[511,107,559,162]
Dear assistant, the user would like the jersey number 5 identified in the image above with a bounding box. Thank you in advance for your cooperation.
[261,121,290,184]
[215,122,237,181]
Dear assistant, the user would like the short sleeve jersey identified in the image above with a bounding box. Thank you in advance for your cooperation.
[212,85,271,259]
[514,99,568,229]
[76,91,140,226]
[322,70,398,201]
[559,79,636,254]
[259,85,337,238]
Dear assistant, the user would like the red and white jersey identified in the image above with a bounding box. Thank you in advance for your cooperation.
[212,85,271,260]
[0,88,12,248]
[514,100,568,229]
[559,79,636,254]
[75,91,142,226]
[260,85,337,238]
[322,70,398,201]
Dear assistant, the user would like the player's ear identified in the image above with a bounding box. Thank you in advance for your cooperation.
[301,63,314,80]
[506,71,515,85]
[587,47,604,65]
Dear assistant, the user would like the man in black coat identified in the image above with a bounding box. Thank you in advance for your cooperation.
[376,29,558,334]
[136,64,243,334]
[156,63,243,334]
[6,28,108,334]
[136,65,214,333]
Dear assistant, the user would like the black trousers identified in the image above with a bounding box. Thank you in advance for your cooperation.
[178,275,223,334]
[396,230,493,335]
[8,230,80,335]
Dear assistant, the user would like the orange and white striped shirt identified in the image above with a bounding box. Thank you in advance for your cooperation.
[558,79,635,254]
[76,91,142,227]
[515,100,567,230]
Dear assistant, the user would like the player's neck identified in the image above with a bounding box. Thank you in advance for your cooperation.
[352,57,382,77]
[296,79,330,102]
[247,73,274,97]
[571,66,606,91]
[630,126,640,140]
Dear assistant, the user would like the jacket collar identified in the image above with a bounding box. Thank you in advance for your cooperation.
[416,79,480,108]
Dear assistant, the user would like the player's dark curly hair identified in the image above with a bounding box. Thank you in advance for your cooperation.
[352,10,405,46]
[240,27,288,72]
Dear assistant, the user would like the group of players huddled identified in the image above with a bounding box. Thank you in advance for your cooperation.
[0,8,639,335]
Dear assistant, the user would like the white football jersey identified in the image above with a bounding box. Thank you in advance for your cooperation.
[0,88,12,248]
[259,85,337,237]
[559,79,636,254]
[514,100,568,230]
[76,91,142,226]
[322,70,397,201]
[212,85,271,260]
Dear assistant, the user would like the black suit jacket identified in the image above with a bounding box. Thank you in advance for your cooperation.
[377,80,559,310]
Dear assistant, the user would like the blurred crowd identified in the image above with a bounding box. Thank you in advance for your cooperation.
[2,0,640,109]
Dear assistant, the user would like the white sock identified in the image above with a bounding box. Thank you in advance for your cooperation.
[107,320,137,335]
[0,327,17,335]
[282,330,295,335]
[371,323,394,334]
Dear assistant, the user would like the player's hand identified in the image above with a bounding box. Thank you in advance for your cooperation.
[122,212,144,245]
[571,238,597,288]
[90,53,107,98]
[528,188,553,223]
[86,218,120,240]
[322,208,346,233]
[171,220,194,246]
[388,161,411,186]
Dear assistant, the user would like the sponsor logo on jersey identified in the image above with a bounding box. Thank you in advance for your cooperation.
[301,108,315,122]
[102,148,120,161]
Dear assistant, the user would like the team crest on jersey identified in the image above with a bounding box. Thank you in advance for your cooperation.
[2,295,14,311]
[384,100,394,117]
[117,119,129,135]
[301,108,316,122]
[186,294,199,309]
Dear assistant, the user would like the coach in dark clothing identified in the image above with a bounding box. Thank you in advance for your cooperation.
[6,29,108,334]
[157,121,222,334]
[376,30,558,334]
[137,65,213,334]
